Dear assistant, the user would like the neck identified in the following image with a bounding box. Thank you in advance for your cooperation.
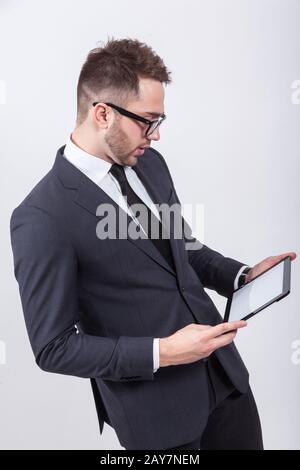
[71,125,114,164]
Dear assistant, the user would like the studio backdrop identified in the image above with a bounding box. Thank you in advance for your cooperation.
[0,0,299,450]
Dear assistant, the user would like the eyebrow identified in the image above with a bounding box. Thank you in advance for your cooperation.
[144,112,164,118]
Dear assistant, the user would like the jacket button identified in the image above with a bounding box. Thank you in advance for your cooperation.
[181,286,185,291]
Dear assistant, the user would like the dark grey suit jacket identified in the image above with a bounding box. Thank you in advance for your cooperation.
[10,146,249,449]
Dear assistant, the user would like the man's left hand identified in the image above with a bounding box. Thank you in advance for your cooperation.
[246,252,297,284]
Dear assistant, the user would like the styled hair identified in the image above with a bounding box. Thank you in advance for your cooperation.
[76,37,172,124]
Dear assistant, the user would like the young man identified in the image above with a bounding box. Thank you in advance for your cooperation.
[10,38,296,450]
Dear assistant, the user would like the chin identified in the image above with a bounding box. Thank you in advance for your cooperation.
[128,157,138,167]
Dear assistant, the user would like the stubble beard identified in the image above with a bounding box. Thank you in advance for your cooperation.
[105,120,137,166]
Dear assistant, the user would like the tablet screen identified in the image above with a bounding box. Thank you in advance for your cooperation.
[224,257,291,322]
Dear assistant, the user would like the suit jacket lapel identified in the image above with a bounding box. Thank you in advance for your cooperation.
[53,148,178,276]
[132,162,185,283]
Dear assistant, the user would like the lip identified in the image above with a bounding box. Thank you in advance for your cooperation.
[135,147,149,156]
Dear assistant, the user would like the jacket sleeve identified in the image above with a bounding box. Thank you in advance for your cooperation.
[10,204,154,382]
[150,147,247,297]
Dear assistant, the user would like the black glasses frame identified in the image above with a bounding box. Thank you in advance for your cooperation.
[92,101,166,136]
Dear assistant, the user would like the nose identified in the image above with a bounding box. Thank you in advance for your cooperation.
[148,127,160,142]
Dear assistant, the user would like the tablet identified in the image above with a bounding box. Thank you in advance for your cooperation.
[224,256,291,322]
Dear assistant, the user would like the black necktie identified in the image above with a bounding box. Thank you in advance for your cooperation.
[109,163,175,272]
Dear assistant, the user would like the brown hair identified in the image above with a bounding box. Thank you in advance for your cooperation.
[76,37,172,125]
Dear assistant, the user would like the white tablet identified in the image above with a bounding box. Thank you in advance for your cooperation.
[224,256,291,322]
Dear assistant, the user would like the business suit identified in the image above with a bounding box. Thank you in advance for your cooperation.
[11,145,252,450]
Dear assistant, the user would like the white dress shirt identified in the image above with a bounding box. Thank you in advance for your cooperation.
[64,136,247,373]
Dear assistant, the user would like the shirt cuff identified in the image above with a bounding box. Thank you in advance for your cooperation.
[153,338,160,373]
[234,265,249,291]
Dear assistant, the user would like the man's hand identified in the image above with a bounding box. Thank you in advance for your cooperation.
[159,321,247,367]
[245,252,297,284]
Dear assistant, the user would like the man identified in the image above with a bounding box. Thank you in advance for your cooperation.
[10,38,296,450]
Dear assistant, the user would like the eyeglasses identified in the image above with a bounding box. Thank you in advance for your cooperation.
[92,101,166,137]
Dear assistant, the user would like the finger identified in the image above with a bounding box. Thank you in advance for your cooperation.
[195,325,213,332]
[207,321,247,339]
[221,328,237,336]
[277,252,297,261]
[210,330,237,351]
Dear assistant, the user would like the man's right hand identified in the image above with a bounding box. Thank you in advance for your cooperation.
[159,321,247,367]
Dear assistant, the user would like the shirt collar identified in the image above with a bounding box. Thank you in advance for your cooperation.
[64,135,113,185]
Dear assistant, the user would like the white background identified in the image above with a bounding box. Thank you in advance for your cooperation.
[0,0,299,450]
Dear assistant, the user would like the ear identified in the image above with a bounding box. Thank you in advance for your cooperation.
[93,103,113,129]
